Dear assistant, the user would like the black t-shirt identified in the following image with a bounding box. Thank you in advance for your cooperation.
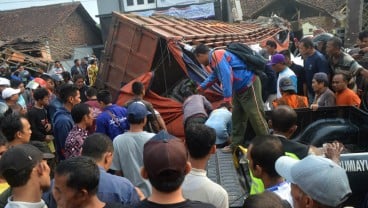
[104,202,127,208]
[276,136,309,159]
[128,199,215,208]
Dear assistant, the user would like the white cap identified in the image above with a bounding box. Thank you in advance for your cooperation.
[2,88,21,99]
[0,78,10,86]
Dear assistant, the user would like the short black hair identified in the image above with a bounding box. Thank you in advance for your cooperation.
[86,87,97,98]
[97,90,112,105]
[59,84,79,104]
[243,191,289,208]
[271,105,297,132]
[55,156,99,195]
[10,79,22,88]
[71,103,90,123]
[82,133,113,161]
[54,61,60,64]
[279,50,291,59]
[33,87,50,101]
[1,114,24,142]
[193,44,210,56]
[148,169,185,193]
[61,71,71,81]
[300,37,314,49]
[74,59,79,64]
[3,161,34,188]
[249,135,284,178]
[328,37,343,50]
[334,73,349,83]
[266,40,277,49]
[73,74,84,83]
[185,124,215,159]
[359,30,368,41]
[127,114,145,124]
[40,74,52,82]
[132,81,144,96]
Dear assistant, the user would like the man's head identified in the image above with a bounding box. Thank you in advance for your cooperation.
[86,87,97,100]
[53,156,100,208]
[247,135,284,179]
[265,40,277,55]
[132,81,145,96]
[311,72,329,94]
[33,87,50,106]
[269,54,286,72]
[127,101,151,125]
[332,73,348,93]
[2,87,20,103]
[74,59,80,66]
[298,37,314,57]
[0,144,52,190]
[276,155,351,208]
[358,30,368,49]
[54,61,61,68]
[62,71,71,83]
[243,191,290,208]
[71,103,93,127]
[59,84,81,106]
[1,114,32,144]
[326,37,343,57]
[73,74,85,89]
[279,77,296,94]
[185,124,216,160]
[97,90,112,106]
[193,44,210,66]
[82,133,114,169]
[270,105,297,135]
[279,50,292,65]
[142,131,190,193]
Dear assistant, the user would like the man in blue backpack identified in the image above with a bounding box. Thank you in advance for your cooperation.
[194,44,269,152]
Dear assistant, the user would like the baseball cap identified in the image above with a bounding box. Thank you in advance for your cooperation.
[0,144,54,176]
[127,101,151,120]
[275,155,351,207]
[143,131,188,180]
[268,54,285,66]
[0,78,10,86]
[26,80,40,90]
[279,77,296,92]
[313,72,329,83]
[2,88,20,99]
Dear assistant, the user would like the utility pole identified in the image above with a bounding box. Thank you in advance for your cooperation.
[345,0,363,47]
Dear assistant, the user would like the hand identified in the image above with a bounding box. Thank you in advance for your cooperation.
[45,135,54,142]
[45,123,52,132]
[323,141,344,164]
[135,187,145,200]
[310,104,318,111]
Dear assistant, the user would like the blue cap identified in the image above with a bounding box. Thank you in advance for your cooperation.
[127,101,151,120]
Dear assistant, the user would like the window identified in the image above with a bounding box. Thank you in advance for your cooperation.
[137,0,144,5]
[127,0,134,6]
[148,0,155,3]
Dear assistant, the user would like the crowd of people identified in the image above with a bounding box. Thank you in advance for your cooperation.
[0,30,366,208]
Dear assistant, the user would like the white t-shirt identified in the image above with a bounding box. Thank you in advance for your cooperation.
[182,168,229,208]
[267,181,293,207]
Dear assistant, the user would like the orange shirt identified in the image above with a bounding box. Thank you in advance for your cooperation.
[272,94,309,109]
[335,88,361,107]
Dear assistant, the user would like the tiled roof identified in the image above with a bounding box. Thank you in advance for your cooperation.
[0,2,95,42]
[121,14,285,47]
[240,0,345,18]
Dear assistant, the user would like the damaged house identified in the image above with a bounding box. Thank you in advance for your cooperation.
[0,2,102,70]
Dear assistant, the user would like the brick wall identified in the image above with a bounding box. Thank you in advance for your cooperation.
[48,11,102,61]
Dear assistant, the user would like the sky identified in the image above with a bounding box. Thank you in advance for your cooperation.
[0,0,100,23]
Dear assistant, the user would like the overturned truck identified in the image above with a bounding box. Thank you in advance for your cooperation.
[97,12,290,138]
